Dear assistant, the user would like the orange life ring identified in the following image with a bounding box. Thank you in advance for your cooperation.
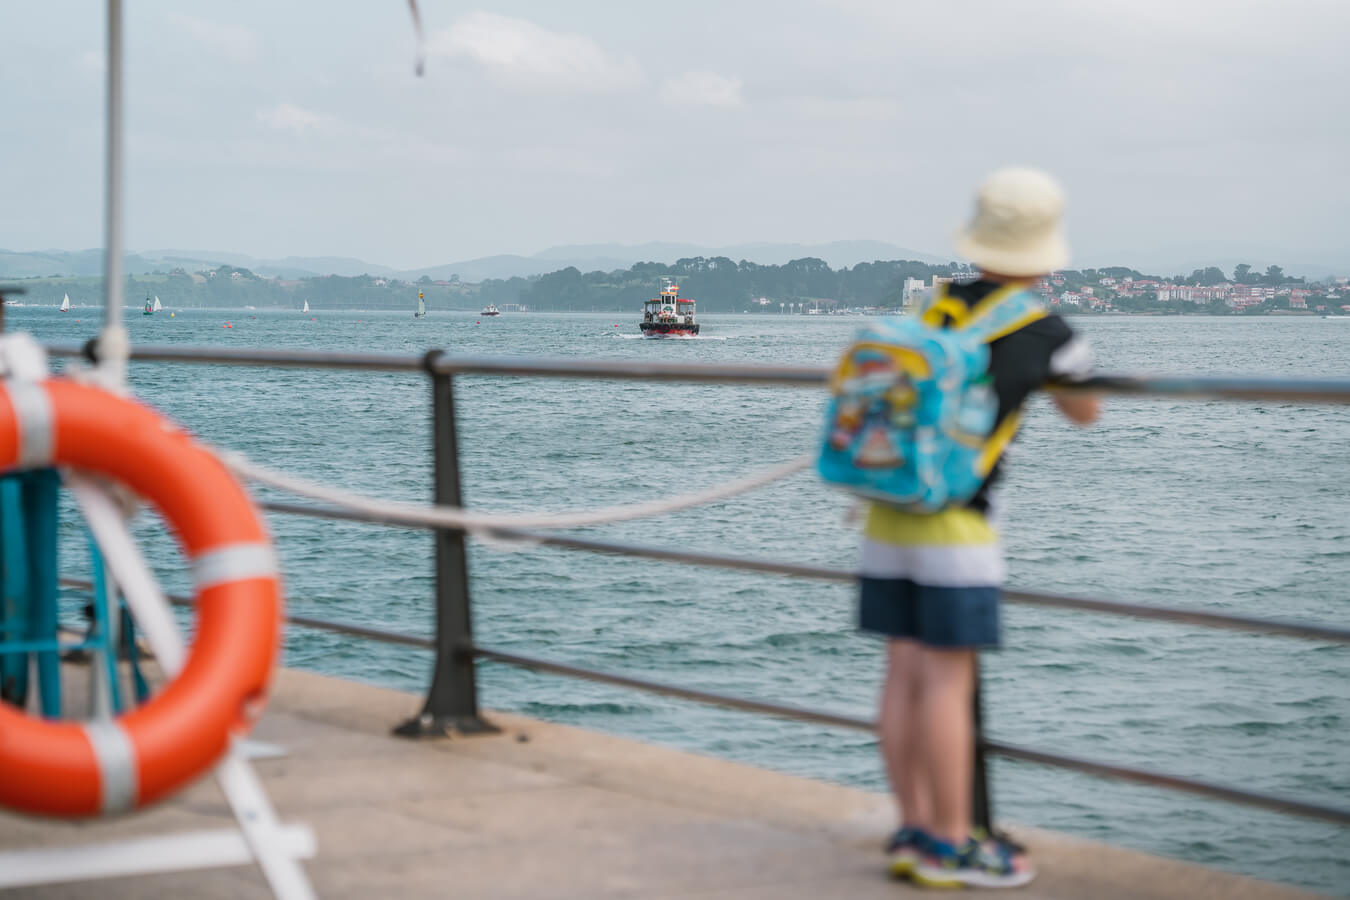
[0,378,282,817]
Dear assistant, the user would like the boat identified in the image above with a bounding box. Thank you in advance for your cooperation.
[153,296,162,313]
[415,291,426,318]
[142,295,153,316]
[303,299,310,313]
[639,278,699,337]
[481,304,500,317]
[59,294,71,313]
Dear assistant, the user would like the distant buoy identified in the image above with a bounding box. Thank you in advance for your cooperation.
[170,312,174,317]
[476,320,480,324]
[224,322,232,328]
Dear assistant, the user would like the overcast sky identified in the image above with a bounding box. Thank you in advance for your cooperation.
[4,0,1348,270]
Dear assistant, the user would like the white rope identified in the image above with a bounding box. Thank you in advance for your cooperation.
[224,451,812,532]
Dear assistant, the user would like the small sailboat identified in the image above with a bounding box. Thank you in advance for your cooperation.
[152,296,162,313]
[142,295,154,316]
[303,299,310,313]
[414,291,426,318]
[59,294,71,312]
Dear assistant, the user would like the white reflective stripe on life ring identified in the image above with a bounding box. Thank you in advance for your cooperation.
[80,719,138,815]
[7,380,54,468]
[192,542,279,592]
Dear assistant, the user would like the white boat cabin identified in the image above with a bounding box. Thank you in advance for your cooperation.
[643,280,696,325]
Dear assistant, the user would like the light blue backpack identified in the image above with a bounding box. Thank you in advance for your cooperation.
[817,284,1046,512]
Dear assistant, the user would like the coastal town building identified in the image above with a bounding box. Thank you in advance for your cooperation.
[1155,285,1231,303]
[901,277,926,308]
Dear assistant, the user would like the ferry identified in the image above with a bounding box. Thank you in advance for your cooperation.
[481,304,500,317]
[640,278,699,337]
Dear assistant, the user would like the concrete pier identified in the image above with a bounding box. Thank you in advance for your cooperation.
[0,667,1318,898]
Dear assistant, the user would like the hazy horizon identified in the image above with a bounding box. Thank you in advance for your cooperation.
[5,1,1347,272]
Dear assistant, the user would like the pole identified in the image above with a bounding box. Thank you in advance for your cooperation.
[98,0,130,388]
[104,0,123,331]
[395,354,495,736]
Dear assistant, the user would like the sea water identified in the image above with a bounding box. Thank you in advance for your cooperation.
[12,307,1349,894]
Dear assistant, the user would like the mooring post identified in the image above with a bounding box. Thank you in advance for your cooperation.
[395,352,496,737]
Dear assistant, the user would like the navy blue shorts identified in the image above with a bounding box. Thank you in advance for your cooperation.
[858,577,1001,648]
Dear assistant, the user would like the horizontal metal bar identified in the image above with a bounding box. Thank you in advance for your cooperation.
[43,342,425,372]
[42,341,1350,402]
[471,643,874,730]
[983,739,1350,826]
[259,500,851,581]
[57,577,434,649]
[1001,589,1350,643]
[258,502,1350,644]
[474,643,1350,826]
[1066,373,1350,405]
[427,353,826,385]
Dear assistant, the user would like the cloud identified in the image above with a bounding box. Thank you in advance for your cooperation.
[429,12,641,93]
[168,13,260,64]
[660,71,744,108]
[256,103,329,135]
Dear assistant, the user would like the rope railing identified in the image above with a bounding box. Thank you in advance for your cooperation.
[229,451,813,532]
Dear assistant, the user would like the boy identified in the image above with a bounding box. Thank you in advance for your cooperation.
[861,167,1099,888]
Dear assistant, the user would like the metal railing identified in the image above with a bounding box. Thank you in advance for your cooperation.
[46,341,1350,829]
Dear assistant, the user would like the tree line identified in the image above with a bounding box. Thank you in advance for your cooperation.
[4,258,1317,312]
[472,257,968,311]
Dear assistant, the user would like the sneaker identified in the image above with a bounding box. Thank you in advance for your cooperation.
[911,835,1035,889]
[885,826,929,878]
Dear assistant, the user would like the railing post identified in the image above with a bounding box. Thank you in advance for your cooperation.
[394,352,496,737]
[972,658,993,834]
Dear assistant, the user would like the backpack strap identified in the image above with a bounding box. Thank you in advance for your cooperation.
[935,282,1050,478]
[918,288,969,329]
[975,409,1023,476]
[960,283,1048,343]
[919,281,1048,341]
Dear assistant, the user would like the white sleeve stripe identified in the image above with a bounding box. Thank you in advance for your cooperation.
[1049,337,1094,378]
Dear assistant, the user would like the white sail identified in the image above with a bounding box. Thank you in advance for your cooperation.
[152,296,162,312]
[416,296,425,316]
[60,294,71,312]
[303,300,310,312]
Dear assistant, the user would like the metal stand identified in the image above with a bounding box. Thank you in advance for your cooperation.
[0,476,317,898]
[396,362,496,737]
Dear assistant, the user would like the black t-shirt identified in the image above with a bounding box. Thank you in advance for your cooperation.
[943,279,1093,514]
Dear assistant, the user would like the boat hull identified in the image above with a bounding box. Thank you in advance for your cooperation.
[640,322,699,337]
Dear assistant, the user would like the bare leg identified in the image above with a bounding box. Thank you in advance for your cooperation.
[879,639,931,831]
[920,647,976,845]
